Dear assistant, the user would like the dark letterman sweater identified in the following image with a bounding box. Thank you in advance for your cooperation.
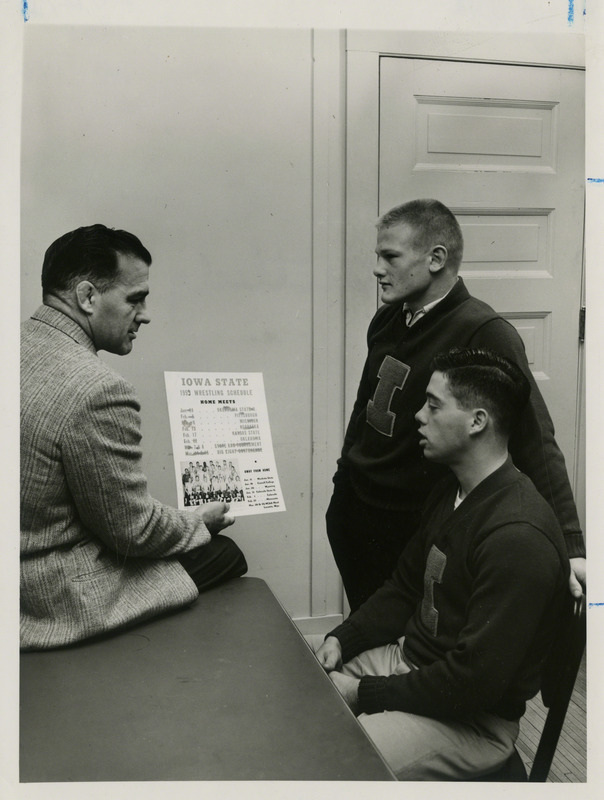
[339,278,584,559]
[328,459,570,721]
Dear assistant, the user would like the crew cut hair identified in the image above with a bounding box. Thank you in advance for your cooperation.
[377,199,464,272]
[431,347,531,437]
[41,224,152,296]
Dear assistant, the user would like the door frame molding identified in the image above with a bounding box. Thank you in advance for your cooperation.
[346,30,585,68]
[309,29,347,621]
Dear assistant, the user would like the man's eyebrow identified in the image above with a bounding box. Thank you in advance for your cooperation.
[127,289,149,300]
[426,390,441,403]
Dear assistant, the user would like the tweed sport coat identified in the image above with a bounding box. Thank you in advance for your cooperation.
[21,305,211,650]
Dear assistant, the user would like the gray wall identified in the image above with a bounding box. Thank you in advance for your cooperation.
[21,26,317,616]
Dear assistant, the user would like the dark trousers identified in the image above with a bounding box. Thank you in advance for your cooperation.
[179,534,248,592]
[326,472,422,612]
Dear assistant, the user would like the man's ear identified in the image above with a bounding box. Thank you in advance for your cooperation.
[469,408,489,435]
[75,281,96,315]
[428,244,448,274]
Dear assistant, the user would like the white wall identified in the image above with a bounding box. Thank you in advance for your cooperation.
[21,26,319,617]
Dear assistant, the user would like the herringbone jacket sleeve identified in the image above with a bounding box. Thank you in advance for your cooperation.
[20,307,211,649]
[60,371,211,559]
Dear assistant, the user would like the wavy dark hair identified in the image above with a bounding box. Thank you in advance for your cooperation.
[431,347,531,437]
[42,224,152,296]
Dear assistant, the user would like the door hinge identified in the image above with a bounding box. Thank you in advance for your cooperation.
[579,306,586,343]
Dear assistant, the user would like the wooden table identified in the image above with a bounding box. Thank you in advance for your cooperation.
[20,577,395,781]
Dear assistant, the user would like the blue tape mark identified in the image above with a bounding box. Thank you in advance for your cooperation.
[589,602,604,608]
[568,0,574,24]
[22,0,29,22]
[587,178,604,183]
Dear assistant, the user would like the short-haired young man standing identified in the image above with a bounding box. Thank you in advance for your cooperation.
[327,199,584,610]
[313,348,570,781]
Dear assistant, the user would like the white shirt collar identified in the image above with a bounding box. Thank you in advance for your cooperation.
[403,278,458,327]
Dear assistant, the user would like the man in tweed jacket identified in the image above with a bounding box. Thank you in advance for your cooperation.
[21,225,247,650]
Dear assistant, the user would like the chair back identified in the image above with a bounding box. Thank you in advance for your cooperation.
[529,593,586,782]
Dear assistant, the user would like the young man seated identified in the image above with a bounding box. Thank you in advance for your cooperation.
[311,347,570,781]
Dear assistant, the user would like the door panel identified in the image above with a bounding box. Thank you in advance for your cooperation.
[379,57,584,481]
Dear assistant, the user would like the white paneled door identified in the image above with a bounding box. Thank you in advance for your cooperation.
[376,56,585,484]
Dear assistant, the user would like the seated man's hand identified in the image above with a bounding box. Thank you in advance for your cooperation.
[329,671,360,714]
[568,557,586,599]
[200,502,235,535]
[315,636,342,673]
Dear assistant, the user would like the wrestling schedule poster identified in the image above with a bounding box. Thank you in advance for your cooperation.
[164,372,286,516]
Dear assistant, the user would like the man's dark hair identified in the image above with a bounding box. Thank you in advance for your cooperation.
[41,224,152,296]
[377,199,464,271]
[431,347,531,437]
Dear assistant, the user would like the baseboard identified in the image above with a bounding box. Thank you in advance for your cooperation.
[292,614,344,635]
